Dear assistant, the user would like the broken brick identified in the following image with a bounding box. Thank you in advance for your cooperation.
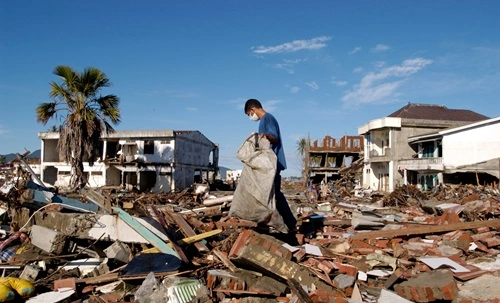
[334,262,358,277]
[480,236,500,248]
[394,269,458,302]
[229,229,293,260]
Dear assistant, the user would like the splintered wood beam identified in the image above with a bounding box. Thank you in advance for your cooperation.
[150,205,189,263]
[176,229,222,245]
[167,211,210,253]
[350,219,500,240]
[212,248,239,272]
[287,278,314,303]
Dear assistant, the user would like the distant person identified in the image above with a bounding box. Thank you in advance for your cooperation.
[244,99,297,233]
[320,178,329,200]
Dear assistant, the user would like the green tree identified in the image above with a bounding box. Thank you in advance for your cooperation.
[0,155,5,165]
[36,65,120,189]
[296,137,309,187]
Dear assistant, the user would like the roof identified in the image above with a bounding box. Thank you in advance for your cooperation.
[388,103,489,122]
[408,116,500,144]
[39,130,200,139]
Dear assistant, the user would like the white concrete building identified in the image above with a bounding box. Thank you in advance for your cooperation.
[402,117,500,189]
[38,130,219,192]
[226,170,242,182]
[358,103,490,192]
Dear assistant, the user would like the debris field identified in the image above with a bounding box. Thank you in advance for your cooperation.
[1,168,500,303]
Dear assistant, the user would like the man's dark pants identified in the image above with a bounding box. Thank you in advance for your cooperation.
[274,173,297,233]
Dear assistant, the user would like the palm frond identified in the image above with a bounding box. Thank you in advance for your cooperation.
[39,65,121,189]
[80,67,110,97]
[53,65,78,88]
[95,95,121,123]
[36,102,58,125]
[49,82,76,107]
[296,137,307,156]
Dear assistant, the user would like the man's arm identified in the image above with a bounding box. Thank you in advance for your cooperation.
[259,115,280,145]
[260,133,278,144]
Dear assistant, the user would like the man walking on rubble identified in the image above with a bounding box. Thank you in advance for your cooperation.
[244,99,297,234]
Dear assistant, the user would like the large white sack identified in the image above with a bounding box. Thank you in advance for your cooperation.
[228,133,287,232]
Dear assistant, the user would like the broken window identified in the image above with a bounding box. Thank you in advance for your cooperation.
[144,140,155,154]
[309,156,322,167]
[327,156,336,168]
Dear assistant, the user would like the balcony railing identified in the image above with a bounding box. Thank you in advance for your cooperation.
[398,157,443,171]
[369,147,391,157]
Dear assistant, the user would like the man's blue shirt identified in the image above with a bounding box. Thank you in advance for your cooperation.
[259,113,287,171]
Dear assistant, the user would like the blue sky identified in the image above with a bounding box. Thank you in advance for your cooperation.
[1,1,500,177]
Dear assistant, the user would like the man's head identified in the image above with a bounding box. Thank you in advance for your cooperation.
[244,99,264,121]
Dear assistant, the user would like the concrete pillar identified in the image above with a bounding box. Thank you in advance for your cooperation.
[102,140,107,162]
[438,172,444,185]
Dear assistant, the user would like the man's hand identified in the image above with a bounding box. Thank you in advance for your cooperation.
[260,133,277,144]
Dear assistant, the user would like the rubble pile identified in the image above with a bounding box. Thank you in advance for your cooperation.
[0,169,500,303]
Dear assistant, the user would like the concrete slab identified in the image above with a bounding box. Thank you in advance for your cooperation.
[456,274,500,302]
[33,211,168,244]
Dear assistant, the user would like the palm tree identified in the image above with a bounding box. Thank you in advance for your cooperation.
[296,137,309,187]
[36,65,121,189]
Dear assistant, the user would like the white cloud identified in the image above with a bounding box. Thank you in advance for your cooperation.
[252,36,331,54]
[290,86,300,93]
[270,58,306,74]
[372,44,391,52]
[305,81,319,90]
[349,46,361,54]
[186,107,198,111]
[374,61,386,68]
[332,80,348,87]
[263,99,283,112]
[331,77,347,87]
[342,57,432,106]
[353,67,363,73]
[0,125,7,135]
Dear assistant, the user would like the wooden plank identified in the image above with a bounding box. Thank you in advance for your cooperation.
[112,207,179,257]
[287,278,314,303]
[82,189,112,214]
[150,205,189,263]
[177,229,222,245]
[212,248,239,272]
[351,219,500,240]
[167,211,210,253]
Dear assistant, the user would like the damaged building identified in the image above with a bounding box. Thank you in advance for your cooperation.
[307,135,364,183]
[38,130,219,192]
[403,116,500,189]
[358,103,492,192]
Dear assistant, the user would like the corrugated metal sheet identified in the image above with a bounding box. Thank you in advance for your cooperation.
[166,278,202,303]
